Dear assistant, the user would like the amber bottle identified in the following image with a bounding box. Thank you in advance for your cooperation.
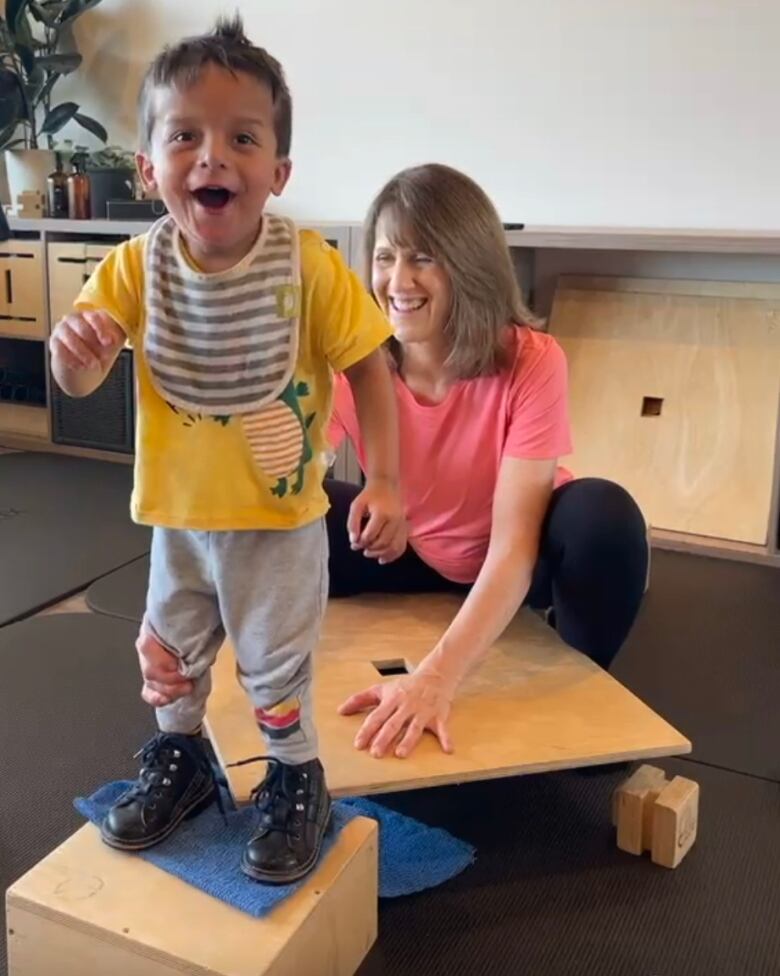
[67,153,91,219]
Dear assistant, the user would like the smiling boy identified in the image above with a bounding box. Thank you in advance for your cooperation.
[49,16,402,884]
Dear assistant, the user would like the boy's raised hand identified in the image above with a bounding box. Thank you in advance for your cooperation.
[49,309,124,371]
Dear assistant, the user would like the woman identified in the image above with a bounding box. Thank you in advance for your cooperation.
[138,163,648,761]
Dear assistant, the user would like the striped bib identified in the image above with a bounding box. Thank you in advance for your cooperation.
[144,214,300,416]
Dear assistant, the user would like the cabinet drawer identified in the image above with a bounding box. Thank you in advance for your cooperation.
[0,242,45,339]
[48,242,114,328]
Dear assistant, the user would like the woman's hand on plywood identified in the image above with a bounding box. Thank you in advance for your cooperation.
[338,662,455,759]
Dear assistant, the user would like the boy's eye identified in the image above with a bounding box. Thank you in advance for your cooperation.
[235,132,258,146]
[171,131,195,143]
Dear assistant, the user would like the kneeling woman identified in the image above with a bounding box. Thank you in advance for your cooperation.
[327,163,648,759]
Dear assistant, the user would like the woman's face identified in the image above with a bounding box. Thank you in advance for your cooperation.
[371,214,452,347]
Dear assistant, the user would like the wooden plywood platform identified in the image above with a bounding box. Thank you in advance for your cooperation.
[205,595,690,804]
[548,275,780,546]
[6,818,378,976]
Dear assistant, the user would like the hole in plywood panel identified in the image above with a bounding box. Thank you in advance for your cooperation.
[372,659,410,676]
[642,396,664,417]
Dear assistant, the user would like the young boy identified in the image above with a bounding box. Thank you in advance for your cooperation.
[49,17,402,884]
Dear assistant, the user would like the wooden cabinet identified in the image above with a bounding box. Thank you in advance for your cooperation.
[48,242,113,328]
[0,241,45,339]
[0,400,48,438]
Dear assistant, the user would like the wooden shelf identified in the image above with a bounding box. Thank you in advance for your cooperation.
[0,401,48,439]
[7,215,364,237]
[0,328,46,342]
[13,216,780,255]
[504,226,780,254]
[8,216,152,237]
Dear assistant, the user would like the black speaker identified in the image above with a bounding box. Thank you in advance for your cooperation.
[51,350,135,453]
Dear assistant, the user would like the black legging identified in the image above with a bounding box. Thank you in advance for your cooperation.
[325,477,648,670]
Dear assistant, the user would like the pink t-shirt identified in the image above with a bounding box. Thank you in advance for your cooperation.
[329,326,573,584]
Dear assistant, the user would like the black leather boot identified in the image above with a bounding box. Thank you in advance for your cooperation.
[101,732,216,850]
[242,758,332,884]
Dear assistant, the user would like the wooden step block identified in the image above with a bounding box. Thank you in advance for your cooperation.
[613,765,669,855]
[6,818,378,976]
[207,596,691,804]
[651,775,700,869]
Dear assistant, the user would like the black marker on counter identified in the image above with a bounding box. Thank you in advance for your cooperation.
[503,223,525,230]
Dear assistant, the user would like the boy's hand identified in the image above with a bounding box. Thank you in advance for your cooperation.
[347,478,407,564]
[136,617,193,708]
[49,310,124,371]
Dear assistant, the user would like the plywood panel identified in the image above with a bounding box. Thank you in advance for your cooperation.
[7,818,378,976]
[205,595,690,803]
[549,276,780,544]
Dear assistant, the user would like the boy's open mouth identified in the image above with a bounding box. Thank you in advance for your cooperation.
[192,186,235,209]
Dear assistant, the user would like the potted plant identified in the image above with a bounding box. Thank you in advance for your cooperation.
[87,144,136,218]
[0,0,108,205]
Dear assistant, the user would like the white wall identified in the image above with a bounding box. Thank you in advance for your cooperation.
[59,0,780,227]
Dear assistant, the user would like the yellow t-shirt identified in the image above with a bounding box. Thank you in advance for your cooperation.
[76,225,391,530]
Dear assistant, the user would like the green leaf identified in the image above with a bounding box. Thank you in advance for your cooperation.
[74,112,106,142]
[58,0,103,26]
[0,68,22,100]
[11,11,36,54]
[0,94,22,129]
[17,46,45,101]
[25,75,45,104]
[41,99,77,133]
[29,1,64,26]
[0,117,22,150]
[35,71,58,107]
[36,53,81,74]
[0,68,25,127]
[6,0,31,36]
[14,43,36,78]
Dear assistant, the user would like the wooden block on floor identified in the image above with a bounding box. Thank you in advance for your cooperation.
[6,818,378,976]
[651,775,700,869]
[615,764,670,856]
[611,763,668,827]
[206,595,691,804]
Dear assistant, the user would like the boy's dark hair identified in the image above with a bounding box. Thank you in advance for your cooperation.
[138,14,292,156]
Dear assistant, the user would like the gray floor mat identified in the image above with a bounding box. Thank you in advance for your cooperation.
[357,760,780,975]
[0,453,150,626]
[0,614,155,975]
[613,550,780,783]
[86,554,148,622]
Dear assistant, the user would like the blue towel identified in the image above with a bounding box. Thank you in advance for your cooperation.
[75,781,475,918]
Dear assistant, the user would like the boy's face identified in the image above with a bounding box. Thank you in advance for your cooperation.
[137,64,291,268]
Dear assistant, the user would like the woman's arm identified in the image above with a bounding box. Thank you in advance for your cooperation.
[340,454,556,758]
[421,455,555,688]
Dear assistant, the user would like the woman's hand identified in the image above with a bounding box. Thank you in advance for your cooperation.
[347,477,407,564]
[338,665,455,759]
[136,618,193,707]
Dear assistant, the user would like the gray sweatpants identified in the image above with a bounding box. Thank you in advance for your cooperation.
[146,519,328,765]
